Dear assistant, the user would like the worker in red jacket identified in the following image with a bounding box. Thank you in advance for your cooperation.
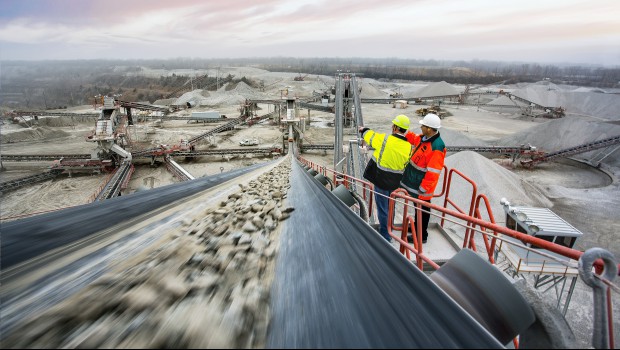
[401,113,446,244]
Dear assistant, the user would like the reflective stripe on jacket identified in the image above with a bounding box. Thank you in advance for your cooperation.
[400,132,446,200]
[361,129,412,191]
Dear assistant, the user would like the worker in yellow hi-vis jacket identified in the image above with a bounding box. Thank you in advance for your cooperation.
[359,115,413,242]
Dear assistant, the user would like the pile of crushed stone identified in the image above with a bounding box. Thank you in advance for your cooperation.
[359,81,389,99]
[0,126,71,144]
[441,151,552,225]
[496,117,620,167]
[508,82,620,120]
[414,81,459,98]
[173,82,273,108]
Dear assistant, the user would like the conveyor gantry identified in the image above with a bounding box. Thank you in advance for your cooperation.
[172,147,281,157]
[0,154,92,162]
[300,143,335,152]
[522,135,620,167]
[163,155,194,182]
[187,118,243,144]
[93,161,134,201]
[298,102,334,113]
[0,170,63,195]
[245,111,277,126]
[3,111,100,119]
[139,115,225,123]
[115,100,174,114]
[132,147,279,159]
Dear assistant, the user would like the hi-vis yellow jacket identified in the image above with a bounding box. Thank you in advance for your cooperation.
[361,128,413,191]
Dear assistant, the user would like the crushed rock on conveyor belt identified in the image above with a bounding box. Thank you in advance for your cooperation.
[3,160,293,349]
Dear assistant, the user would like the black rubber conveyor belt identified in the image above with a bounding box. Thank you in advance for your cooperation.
[1,160,276,269]
[267,161,503,348]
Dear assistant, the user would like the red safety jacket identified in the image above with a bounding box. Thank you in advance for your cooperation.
[400,132,446,200]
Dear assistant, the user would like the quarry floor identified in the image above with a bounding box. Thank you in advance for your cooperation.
[1,85,619,348]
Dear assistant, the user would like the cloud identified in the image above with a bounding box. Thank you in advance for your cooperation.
[0,0,618,65]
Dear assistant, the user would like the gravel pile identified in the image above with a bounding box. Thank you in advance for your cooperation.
[442,151,552,226]
[0,126,71,143]
[3,160,293,348]
[496,117,620,167]
[359,81,389,99]
[487,94,523,106]
[510,82,620,119]
[172,82,272,108]
[414,81,459,98]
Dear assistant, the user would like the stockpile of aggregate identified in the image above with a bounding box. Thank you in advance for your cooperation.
[414,81,459,98]
[510,82,620,120]
[487,94,524,106]
[173,82,272,108]
[441,151,551,227]
[0,126,71,144]
[398,82,437,97]
[3,160,292,348]
[359,81,389,99]
[496,117,620,167]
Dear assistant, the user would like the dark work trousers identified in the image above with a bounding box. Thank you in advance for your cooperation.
[374,186,393,242]
[408,197,432,241]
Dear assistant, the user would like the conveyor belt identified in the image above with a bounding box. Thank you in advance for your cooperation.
[1,156,503,347]
[522,135,620,166]
[4,111,99,118]
[171,147,279,157]
[138,115,226,122]
[93,161,134,201]
[0,160,277,269]
[0,170,63,194]
[267,160,502,348]
[0,154,92,162]
[298,101,334,113]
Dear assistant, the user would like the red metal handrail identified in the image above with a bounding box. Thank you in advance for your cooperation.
[298,155,620,274]
[471,193,499,264]
[440,167,478,248]
[299,155,617,347]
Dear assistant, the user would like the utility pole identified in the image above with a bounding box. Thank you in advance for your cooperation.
[216,67,220,90]
[42,90,48,109]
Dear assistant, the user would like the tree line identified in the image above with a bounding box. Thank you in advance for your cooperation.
[1,58,617,110]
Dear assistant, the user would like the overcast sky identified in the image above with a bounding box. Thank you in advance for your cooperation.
[1,0,618,66]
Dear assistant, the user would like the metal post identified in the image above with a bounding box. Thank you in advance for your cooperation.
[334,74,344,171]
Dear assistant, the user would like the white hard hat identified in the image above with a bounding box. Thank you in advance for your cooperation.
[420,113,441,129]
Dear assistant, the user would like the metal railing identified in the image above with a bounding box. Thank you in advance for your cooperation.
[299,155,618,348]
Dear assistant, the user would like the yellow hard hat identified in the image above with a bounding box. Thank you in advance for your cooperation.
[392,114,410,130]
